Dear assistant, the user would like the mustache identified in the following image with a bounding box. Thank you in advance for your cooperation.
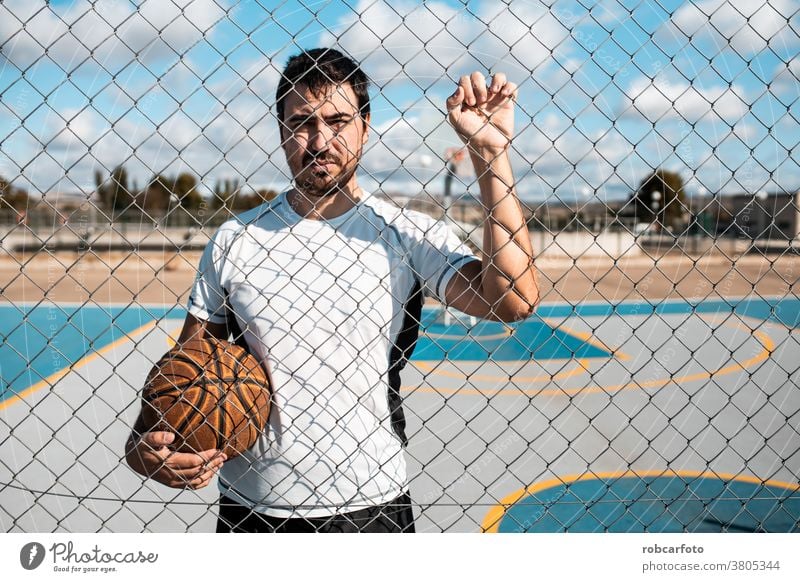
[303,154,339,166]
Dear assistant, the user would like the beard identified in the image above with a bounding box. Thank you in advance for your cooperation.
[294,150,360,199]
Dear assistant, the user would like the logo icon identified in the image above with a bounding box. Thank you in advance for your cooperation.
[20,542,45,570]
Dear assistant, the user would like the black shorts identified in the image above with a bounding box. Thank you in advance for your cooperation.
[216,492,416,533]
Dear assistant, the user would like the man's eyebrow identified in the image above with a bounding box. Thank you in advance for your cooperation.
[285,112,313,124]
[285,112,354,124]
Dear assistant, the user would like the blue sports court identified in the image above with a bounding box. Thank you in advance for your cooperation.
[1,296,799,532]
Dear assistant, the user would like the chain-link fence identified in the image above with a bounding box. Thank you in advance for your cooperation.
[1,0,799,533]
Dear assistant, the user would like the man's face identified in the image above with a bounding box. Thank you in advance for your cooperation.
[280,82,369,198]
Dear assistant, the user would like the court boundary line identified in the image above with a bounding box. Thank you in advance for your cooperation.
[406,319,774,397]
[481,469,800,533]
[419,317,618,360]
[541,317,631,360]
[0,320,158,411]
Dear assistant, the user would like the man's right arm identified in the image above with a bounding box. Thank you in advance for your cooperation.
[175,313,230,345]
[123,314,230,489]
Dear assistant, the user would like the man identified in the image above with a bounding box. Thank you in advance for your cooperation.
[125,48,538,532]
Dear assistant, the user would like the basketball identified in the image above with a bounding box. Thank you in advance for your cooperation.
[140,336,271,459]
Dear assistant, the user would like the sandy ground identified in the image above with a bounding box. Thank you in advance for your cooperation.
[1,249,797,306]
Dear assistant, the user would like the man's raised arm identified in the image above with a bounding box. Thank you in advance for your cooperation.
[443,71,539,322]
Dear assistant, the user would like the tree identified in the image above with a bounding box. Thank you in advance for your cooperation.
[171,172,203,212]
[257,189,279,204]
[230,190,261,211]
[95,166,135,218]
[138,175,172,215]
[209,179,274,216]
[0,176,30,212]
[211,178,240,211]
[631,169,687,230]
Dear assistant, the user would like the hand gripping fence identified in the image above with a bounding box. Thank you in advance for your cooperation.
[0,1,798,533]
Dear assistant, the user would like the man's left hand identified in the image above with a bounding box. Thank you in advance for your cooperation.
[446,72,517,154]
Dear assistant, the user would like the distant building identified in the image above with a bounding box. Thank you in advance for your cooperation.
[0,191,97,228]
[688,191,799,241]
[554,191,800,241]
[375,191,494,225]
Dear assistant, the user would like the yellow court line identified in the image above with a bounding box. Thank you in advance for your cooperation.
[0,320,158,412]
[575,327,774,396]
[542,317,631,360]
[696,313,776,353]
[703,311,790,336]
[425,318,628,358]
[729,311,800,341]
[165,325,185,348]
[481,469,800,533]
[404,320,774,398]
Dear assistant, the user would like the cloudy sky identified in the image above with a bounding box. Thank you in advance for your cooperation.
[0,0,798,204]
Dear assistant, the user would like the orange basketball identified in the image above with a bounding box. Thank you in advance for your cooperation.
[140,336,271,458]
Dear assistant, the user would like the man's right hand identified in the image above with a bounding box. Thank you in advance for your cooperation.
[125,431,226,490]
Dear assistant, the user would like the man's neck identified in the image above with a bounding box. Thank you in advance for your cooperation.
[287,183,362,221]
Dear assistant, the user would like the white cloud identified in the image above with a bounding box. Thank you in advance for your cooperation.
[476,2,568,68]
[590,129,636,172]
[587,1,632,28]
[732,121,759,142]
[666,0,798,58]
[769,59,800,106]
[622,77,747,125]
[0,0,227,71]
[360,104,461,192]
[319,0,473,87]
[0,0,242,192]
[320,0,561,89]
[3,0,798,200]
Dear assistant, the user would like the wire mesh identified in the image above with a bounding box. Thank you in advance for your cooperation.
[1,0,799,533]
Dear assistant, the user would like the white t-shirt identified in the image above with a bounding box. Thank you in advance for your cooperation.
[187,190,478,518]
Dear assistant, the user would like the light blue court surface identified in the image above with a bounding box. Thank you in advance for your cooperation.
[422,295,800,359]
[0,304,183,401]
[494,473,800,533]
[415,308,612,361]
[2,297,799,403]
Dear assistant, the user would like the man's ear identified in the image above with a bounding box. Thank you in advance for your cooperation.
[278,119,287,146]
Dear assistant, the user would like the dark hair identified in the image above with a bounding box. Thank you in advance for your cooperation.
[275,48,371,125]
